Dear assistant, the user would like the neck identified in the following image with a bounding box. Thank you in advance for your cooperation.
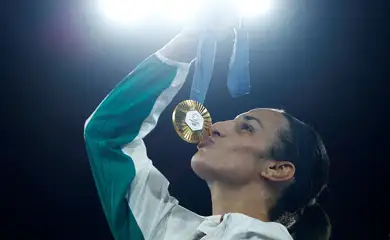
[209,181,273,222]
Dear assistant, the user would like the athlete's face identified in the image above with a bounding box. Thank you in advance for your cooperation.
[191,108,290,185]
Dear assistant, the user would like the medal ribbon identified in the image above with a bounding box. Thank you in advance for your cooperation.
[190,23,251,104]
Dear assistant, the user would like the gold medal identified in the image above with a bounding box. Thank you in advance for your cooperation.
[172,100,212,144]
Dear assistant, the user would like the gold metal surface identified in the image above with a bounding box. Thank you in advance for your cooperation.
[172,100,212,144]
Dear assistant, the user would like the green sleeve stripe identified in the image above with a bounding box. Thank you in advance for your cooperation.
[84,54,189,240]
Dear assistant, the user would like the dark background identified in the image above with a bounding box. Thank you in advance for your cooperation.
[2,0,389,239]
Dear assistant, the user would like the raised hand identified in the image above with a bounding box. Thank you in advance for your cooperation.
[182,1,240,41]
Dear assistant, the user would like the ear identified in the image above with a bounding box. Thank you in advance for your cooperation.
[260,160,295,182]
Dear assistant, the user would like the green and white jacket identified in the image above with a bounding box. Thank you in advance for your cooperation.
[84,51,293,240]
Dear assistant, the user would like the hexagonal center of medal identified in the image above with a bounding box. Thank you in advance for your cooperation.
[185,110,204,132]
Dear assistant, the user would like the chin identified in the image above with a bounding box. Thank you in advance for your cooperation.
[191,151,215,181]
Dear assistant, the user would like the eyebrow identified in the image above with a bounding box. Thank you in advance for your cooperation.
[243,115,263,128]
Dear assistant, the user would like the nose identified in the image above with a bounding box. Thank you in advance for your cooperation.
[211,128,222,137]
[211,121,233,138]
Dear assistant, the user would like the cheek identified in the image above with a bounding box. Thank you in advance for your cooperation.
[191,139,264,182]
[230,140,262,157]
[233,137,269,158]
[219,156,258,184]
[223,152,257,173]
[224,141,263,173]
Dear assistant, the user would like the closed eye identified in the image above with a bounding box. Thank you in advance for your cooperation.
[241,123,254,133]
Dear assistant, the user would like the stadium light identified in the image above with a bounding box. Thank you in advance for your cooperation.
[99,0,273,25]
[237,0,272,17]
[154,0,203,22]
[99,0,151,24]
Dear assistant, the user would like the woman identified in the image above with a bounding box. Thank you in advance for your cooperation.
[84,26,331,240]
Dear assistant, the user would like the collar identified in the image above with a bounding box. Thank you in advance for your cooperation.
[196,213,292,240]
[196,215,222,235]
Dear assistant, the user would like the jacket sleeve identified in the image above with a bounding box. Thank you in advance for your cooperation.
[84,52,191,240]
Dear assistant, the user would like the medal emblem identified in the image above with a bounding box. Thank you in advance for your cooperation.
[172,100,212,143]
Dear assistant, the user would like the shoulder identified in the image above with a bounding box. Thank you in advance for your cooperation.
[226,213,293,240]
[154,205,205,240]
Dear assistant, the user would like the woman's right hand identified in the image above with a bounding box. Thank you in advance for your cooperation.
[160,1,240,62]
[182,1,240,41]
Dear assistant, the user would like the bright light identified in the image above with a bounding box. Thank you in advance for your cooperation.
[99,0,273,24]
[237,0,272,17]
[99,0,151,24]
[155,0,202,22]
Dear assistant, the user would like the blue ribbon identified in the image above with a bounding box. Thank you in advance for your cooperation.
[190,25,251,104]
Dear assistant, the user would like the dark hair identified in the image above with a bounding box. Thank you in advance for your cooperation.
[267,112,331,240]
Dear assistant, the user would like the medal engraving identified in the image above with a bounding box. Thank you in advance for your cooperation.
[185,110,204,131]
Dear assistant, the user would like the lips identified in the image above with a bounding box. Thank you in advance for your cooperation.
[197,137,215,149]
